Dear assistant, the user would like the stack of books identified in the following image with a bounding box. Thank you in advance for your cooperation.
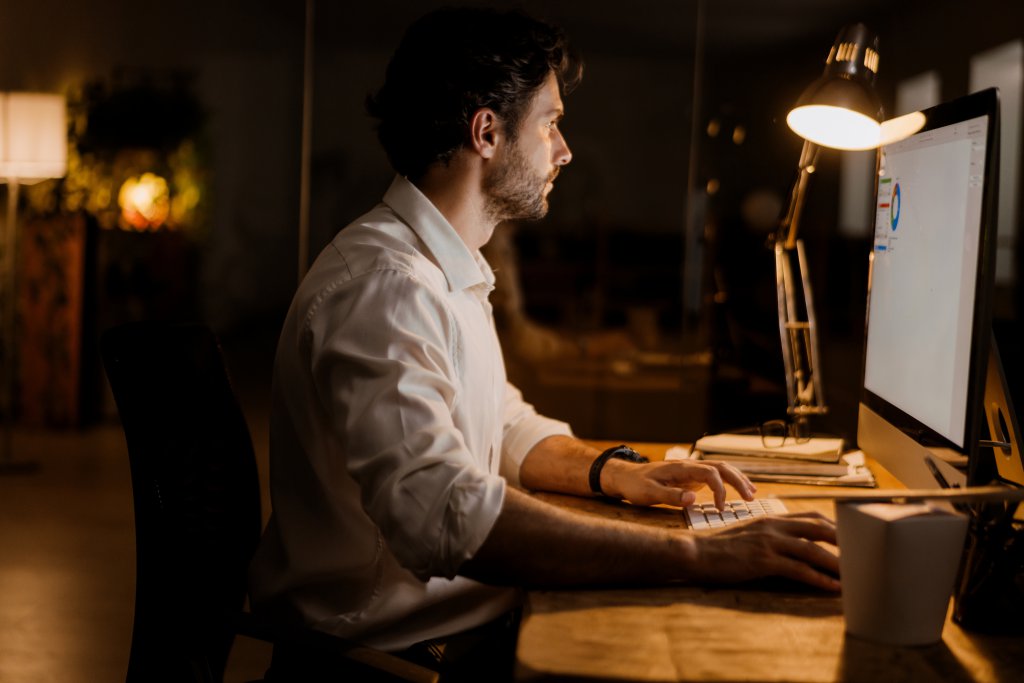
[667,433,876,487]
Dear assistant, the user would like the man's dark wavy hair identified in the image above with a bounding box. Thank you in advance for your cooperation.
[366,7,582,182]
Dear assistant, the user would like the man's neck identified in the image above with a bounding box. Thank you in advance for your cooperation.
[414,157,497,251]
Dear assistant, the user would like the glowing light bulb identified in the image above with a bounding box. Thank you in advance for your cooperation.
[118,172,170,230]
[786,105,881,150]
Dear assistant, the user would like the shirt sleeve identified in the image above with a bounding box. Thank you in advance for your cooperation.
[305,267,505,581]
[499,382,573,488]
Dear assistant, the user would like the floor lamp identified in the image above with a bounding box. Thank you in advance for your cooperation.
[774,24,884,426]
[0,92,68,473]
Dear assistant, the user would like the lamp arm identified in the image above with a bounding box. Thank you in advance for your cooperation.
[774,140,827,418]
[779,140,820,250]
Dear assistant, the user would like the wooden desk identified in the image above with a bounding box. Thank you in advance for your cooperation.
[515,442,1024,682]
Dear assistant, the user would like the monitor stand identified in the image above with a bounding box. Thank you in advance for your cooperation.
[977,333,1024,489]
[955,333,1024,633]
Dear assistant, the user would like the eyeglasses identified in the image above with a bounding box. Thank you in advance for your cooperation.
[759,418,811,449]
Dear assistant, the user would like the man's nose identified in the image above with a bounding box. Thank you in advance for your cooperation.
[553,128,572,166]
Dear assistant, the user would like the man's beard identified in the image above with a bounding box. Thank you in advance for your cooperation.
[483,141,557,223]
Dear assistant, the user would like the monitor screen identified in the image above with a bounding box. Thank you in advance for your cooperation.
[859,88,1000,488]
[864,114,988,447]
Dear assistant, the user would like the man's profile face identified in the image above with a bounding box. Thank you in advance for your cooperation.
[484,72,572,222]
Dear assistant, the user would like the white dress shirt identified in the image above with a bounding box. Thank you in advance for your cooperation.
[249,176,572,650]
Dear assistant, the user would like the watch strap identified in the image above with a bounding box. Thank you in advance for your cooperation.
[588,444,649,496]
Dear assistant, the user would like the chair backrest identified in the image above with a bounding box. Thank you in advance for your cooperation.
[101,322,262,683]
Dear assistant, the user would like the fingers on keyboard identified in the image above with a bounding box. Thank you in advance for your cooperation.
[684,499,788,530]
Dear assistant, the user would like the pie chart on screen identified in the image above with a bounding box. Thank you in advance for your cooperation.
[890,182,901,230]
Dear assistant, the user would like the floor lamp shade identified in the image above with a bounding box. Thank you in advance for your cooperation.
[0,93,67,183]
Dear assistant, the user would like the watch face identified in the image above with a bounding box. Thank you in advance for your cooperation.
[614,447,647,463]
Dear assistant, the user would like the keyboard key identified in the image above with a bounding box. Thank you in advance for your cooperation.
[683,499,788,529]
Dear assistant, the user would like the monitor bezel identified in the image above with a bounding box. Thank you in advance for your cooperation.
[860,87,1000,473]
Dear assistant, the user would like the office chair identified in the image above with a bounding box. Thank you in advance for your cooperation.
[101,321,438,683]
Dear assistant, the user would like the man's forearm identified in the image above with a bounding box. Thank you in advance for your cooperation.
[518,434,758,511]
[518,434,662,501]
[518,434,601,496]
[459,486,694,587]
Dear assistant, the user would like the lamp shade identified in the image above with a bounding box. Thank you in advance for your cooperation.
[787,24,883,151]
[0,92,67,183]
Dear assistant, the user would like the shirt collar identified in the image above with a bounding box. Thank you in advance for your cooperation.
[382,176,493,293]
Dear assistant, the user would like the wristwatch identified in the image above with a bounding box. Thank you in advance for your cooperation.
[588,444,649,496]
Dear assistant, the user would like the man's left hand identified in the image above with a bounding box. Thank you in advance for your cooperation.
[601,458,757,510]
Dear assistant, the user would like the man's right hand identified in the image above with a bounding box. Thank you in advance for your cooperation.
[687,513,841,592]
[460,487,841,592]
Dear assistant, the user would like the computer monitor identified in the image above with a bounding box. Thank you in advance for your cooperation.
[858,87,1023,490]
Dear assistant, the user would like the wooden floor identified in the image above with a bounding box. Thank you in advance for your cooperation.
[0,334,276,683]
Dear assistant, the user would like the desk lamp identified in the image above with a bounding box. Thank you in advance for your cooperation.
[775,24,882,424]
[0,92,67,472]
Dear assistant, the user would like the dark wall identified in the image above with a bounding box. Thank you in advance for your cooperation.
[878,0,1024,323]
[688,0,1024,438]
[0,0,306,331]
[2,0,1021,361]
[305,1,699,251]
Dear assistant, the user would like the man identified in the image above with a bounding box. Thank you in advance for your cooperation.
[250,7,839,679]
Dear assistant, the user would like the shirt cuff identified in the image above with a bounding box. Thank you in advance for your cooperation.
[500,415,573,488]
[444,472,507,578]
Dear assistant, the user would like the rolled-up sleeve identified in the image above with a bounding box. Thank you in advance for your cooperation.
[499,382,573,487]
[306,267,505,581]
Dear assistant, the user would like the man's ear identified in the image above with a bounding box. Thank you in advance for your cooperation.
[470,108,501,159]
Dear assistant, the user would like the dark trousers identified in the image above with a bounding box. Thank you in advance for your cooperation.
[267,609,521,682]
[397,609,521,682]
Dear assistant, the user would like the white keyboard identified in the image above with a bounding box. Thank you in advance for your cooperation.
[683,498,788,529]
